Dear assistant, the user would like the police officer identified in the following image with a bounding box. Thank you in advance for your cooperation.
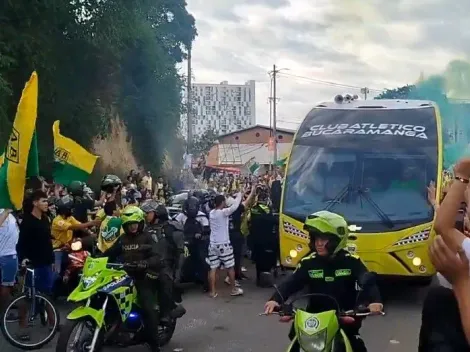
[176,196,210,291]
[104,206,164,352]
[249,185,277,287]
[264,211,383,352]
[68,180,105,224]
[140,199,186,317]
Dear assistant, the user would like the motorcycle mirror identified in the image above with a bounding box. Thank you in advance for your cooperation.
[358,272,377,289]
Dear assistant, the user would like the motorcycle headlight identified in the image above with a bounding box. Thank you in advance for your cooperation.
[298,328,327,351]
[82,275,98,290]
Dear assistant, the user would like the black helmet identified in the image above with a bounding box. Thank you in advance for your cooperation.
[256,185,270,203]
[141,199,159,214]
[183,196,200,218]
[155,204,169,221]
[68,181,85,197]
[101,174,122,192]
[56,195,74,215]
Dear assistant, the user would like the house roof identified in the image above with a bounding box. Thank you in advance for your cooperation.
[213,143,292,165]
[217,124,295,139]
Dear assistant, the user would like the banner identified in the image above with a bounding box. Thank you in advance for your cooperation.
[53,120,99,185]
[0,72,39,210]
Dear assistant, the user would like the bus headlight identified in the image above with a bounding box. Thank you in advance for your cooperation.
[289,249,298,258]
[412,257,422,266]
[299,329,327,351]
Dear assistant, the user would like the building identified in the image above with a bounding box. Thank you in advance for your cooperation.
[181,80,256,138]
[206,125,295,173]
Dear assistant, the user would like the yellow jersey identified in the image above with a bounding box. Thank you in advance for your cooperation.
[51,215,81,249]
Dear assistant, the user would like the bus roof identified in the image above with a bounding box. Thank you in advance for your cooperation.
[313,99,436,110]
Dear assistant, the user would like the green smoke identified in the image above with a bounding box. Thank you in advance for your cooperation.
[377,60,470,169]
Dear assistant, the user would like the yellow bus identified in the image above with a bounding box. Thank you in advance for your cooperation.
[280,97,443,283]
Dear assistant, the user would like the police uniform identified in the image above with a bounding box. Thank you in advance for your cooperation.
[270,250,382,352]
[144,221,182,316]
[250,202,277,284]
[104,229,164,351]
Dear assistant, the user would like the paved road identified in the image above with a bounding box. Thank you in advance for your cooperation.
[2,270,430,352]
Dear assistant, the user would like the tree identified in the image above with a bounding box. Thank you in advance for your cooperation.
[0,0,197,176]
[190,129,219,156]
[375,85,415,100]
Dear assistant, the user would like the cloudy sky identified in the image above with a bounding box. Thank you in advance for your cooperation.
[185,0,469,130]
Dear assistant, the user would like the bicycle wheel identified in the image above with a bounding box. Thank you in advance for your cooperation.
[0,293,60,350]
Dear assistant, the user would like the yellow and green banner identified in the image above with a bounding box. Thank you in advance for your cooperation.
[52,120,99,185]
[0,72,39,210]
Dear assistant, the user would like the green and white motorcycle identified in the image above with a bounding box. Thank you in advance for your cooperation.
[262,273,384,352]
[56,257,177,352]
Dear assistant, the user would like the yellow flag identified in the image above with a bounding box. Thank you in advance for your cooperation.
[0,72,39,210]
[52,120,99,185]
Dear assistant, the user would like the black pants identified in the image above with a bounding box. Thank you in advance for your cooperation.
[230,231,243,280]
[157,270,177,317]
[253,243,277,280]
[187,239,209,288]
[135,278,160,349]
[419,286,470,352]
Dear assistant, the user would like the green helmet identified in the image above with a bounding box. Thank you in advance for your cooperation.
[303,210,349,255]
[68,180,85,196]
[121,205,145,226]
[101,174,122,192]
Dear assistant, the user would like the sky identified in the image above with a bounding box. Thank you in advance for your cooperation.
[184,0,470,130]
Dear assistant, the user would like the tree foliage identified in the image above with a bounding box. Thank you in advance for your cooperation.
[0,0,197,176]
[190,129,219,156]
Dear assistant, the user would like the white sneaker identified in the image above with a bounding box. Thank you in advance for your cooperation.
[241,266,247,272]
[224,276,241,287]
[230,287,244,296]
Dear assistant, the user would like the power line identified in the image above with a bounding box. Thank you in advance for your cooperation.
[277,72,384,93]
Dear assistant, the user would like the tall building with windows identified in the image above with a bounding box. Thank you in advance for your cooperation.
[181,80,256,137]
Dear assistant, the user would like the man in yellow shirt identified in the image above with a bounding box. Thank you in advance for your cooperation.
[52,196,100,274]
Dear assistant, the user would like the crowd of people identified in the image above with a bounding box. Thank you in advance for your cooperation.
[9,158,470,350]
[0,164,284,351]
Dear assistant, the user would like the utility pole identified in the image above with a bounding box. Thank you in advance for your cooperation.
[361,87,369,100]
[271,64,278,165]
[186,46,193,152]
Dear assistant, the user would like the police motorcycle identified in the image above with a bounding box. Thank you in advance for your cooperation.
[261,272,384,352]
[56,257,177,352]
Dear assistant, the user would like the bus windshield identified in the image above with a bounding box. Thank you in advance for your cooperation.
[283,146,435,232]
[283,106,439,233]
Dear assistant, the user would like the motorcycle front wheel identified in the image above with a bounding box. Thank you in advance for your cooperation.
[56,318,103,352]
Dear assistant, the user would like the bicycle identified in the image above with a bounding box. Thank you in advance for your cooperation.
[0,263,61,350]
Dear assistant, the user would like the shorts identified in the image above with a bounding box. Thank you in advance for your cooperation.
[0,254,18,286]
[207,242,235,270]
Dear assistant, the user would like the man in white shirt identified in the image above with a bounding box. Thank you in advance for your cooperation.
[208,192,243,297]
[0,208,19,308]
[141,171,153,193]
